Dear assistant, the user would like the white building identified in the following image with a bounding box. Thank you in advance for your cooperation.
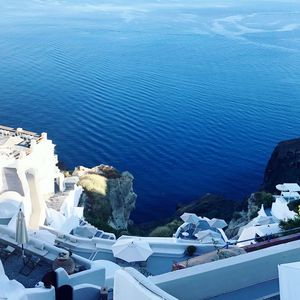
[237,195,297,247]
[0,125,81,230]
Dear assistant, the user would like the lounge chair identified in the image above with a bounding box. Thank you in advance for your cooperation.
[0,245,16,260]
[20,255,41,276]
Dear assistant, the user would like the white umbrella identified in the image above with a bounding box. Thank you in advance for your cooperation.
[180,213,199,224]
[276,184,288,192]
[209,218,227,229]
[16,209,28,260]
[112,239,153,262]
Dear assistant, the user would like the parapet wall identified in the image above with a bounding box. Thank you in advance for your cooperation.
[151,240,300,300]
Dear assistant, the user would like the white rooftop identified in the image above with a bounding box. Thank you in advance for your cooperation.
[0,125,42,161]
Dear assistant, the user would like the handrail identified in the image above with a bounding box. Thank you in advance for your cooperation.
[224,225,300,248]
[0,125,39,137]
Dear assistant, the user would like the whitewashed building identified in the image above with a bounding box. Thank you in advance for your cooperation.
[0,125,81,230]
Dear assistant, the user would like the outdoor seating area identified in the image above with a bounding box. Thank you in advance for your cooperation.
[1,245,52,287]
[20,254,42,276]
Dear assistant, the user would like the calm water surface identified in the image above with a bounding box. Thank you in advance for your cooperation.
[0,0,300,222]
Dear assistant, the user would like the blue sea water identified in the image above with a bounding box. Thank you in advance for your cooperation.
[0,0,300,223]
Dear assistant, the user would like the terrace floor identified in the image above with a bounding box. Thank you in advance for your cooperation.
[1,249,52,288]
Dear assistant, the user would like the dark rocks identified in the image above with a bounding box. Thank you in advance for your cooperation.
[175,193,239,222]
[262,138,300,193]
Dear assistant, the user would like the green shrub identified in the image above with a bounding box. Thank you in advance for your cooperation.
[279,217,300,231]
[288,200,300,213]
[149,226,173,237]
[253,192,274,208]
[149,219,183,237]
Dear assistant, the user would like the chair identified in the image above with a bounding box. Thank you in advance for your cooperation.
[0,245,16,260]
[20,255,41,276]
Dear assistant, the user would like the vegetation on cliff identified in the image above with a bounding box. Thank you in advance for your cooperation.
[149,219,183,237]
[279,205,300,231]
[76,165,136,233]
[78,174,114,233]
[176,193,241,222]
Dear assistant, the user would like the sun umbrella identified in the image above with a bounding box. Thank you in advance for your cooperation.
[16,209,28,260]
[112,239,153,262]
[276,184,289,192]
[209,218,228,229]
[180,213,199,224]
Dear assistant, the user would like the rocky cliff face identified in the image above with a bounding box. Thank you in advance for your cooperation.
[74,165,137,230]
[175,193,239,222]
[262,138,300,193]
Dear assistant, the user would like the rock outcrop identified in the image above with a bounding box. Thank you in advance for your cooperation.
[74,165,137,230]
[262,138,300,193]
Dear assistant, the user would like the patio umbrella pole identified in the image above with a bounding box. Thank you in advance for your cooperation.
[21,244,26,265]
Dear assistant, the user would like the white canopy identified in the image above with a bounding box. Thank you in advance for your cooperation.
[180,213,199,224]
[281,192,300,200]
[276,183,300,192]
[208,218,227,229]
[112,239,153,262]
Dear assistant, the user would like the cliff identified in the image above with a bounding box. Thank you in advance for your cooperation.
[176,193,240,222]
[262,138,300,193]
[74,165,137,230]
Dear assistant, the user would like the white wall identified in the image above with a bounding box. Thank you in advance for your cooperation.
[0,134,61,229]
[73,284,101,300]
[279,262,300,300]
[55,266,106,288]
[114,268,178,300]
[25,287,55,300]
[151,240,300,300]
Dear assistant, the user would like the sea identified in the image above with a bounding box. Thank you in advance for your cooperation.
[0,0,300,223]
